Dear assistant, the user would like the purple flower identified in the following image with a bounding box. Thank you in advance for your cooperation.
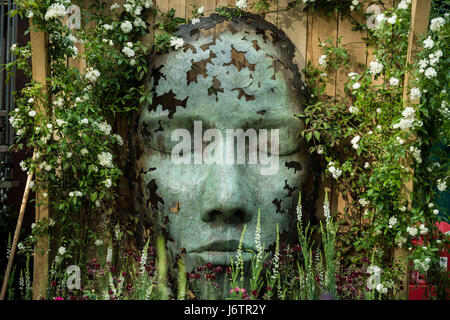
[319,292,335,300]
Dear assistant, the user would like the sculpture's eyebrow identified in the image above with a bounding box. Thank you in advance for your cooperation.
[143,111,301,131]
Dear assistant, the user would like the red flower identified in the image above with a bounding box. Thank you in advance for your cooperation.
[251,290,258,297]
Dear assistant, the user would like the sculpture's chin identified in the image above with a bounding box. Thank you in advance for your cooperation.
[189,251,253,266]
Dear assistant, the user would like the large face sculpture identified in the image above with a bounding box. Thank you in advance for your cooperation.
[132,14,313,272]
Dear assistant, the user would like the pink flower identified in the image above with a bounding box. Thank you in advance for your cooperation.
[241,289,246,293]
[229,289,234,293]
[53,297,64,300]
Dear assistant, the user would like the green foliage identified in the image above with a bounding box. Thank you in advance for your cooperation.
[298,2,449,298]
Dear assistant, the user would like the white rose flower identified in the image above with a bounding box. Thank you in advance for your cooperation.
[236,0,247,9]
[134,5,142,16]
[419,224,428,235]
[349,105,359,114]
[410,87,421,100]
[121,21,133,34]
[124,3,132,12]
[396,136,405,145]
[28,110,37,117]
[114,134,123,146]
[85,67,100,83]
[44,3,66,21]
[387,14,397,24]
[398,1,408,10]
[423,36,434,49]
[316,145,324,154]
[58,246,66,256]
[95,121,112,135]
[56,119,66,126]
[437,179,447,192]
[359,198,369,207]
[369,60,383,74]
[430,17,445,32]
[424,67,437,79]
[318,54,327,67]
[170,36,184,50]
[352,82,361,90]
[104,178,112,188]
[389,77,399,86]
[388,216,397,228]
[122,46,135,58]
[351,135,361,145]
[407,226,418,237]
[98,151,114,168]
[134,17,146,28]
[144,1,153,9]
[54,97,64,108]
[375,14,385,28]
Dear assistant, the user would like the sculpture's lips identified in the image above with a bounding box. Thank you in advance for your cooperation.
[190,239,252,253]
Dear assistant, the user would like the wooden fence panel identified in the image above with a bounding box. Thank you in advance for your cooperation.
[169,0,187,18]
[306,11,338,98]
[278,1,308,80]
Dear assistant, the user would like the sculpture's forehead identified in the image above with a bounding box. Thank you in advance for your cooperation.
[146,27,301,124]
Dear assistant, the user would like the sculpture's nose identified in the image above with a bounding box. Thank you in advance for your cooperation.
[200,163,253,224]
